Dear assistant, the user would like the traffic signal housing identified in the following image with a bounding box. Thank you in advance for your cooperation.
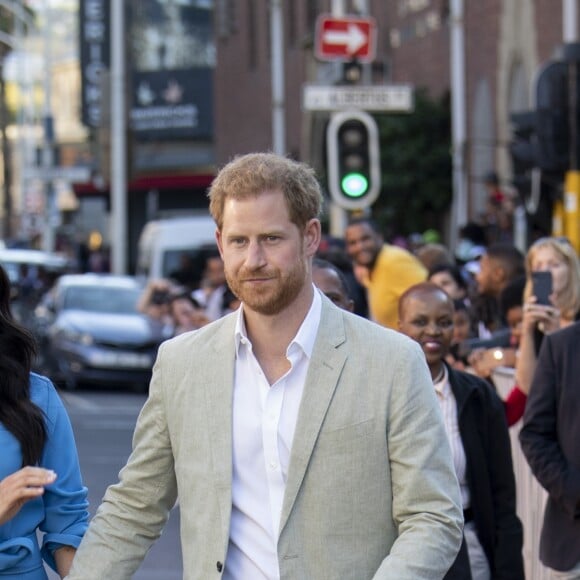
[326,110,381,210]
[535,60,570,173]
[509,110,539,195]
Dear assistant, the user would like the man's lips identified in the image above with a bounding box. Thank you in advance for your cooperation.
[242,277,273,283]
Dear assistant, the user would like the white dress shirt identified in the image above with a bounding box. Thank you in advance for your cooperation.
[223,289,322,580]
[434,366,470,509]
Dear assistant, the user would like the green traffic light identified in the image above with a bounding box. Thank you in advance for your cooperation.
[341,173,369,198]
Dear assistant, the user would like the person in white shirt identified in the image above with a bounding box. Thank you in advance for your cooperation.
[66,153,463,580]
[398,282,524,580]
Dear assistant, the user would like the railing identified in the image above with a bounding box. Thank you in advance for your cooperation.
[492,366,550,580]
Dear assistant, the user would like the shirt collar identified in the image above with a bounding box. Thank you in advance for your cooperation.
[433,364,450,398]
[234,285,322,359]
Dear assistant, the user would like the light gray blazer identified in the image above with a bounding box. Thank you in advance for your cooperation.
[67,295,463,580]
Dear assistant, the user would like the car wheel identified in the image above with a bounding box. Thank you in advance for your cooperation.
[58,366,78,391]
[61,375,78,391]
[131,381,149,394]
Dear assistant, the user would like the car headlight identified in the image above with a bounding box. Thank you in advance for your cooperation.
[60,328,94,346]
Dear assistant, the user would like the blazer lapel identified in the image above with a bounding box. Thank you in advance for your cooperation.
[203,315,237,536]
[279,298,347,534]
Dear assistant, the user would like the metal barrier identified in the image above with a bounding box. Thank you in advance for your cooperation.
[492,366,550,580]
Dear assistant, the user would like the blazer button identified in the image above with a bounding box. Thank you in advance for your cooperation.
[216,561,223,572]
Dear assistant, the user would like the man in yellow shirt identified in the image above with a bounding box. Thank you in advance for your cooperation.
[345,217,428,329]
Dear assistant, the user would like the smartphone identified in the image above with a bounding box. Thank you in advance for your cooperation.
[532,271,553,305]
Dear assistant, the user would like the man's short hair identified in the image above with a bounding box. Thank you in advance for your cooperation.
[345,216,381,234]
[485,243,525,281]
[208,153,323,230]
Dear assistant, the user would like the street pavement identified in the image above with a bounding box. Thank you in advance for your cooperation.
[45,388,182,579]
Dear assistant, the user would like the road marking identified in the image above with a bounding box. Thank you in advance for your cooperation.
[59,392,101,411]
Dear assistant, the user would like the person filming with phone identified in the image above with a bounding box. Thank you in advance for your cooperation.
[515,236,580,396]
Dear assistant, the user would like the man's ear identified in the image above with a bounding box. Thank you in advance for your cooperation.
[304,219,322,257]
[215,229,224,259]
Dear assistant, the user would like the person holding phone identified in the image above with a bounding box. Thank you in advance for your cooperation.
[515,236,580,396]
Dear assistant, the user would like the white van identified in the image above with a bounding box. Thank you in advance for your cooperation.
[136,215,217,282]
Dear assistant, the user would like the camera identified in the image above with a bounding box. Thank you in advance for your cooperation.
[151,289,170,305]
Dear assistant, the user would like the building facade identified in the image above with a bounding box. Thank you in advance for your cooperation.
[214,0,576,239]
[7,1,571,268]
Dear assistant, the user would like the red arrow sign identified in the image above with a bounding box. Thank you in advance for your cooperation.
[315,15,376,62]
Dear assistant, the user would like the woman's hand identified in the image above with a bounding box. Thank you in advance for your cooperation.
[0,467,56,525]
[522,297,561,335]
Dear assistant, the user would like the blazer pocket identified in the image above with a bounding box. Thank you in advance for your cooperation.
[317,417,375,447]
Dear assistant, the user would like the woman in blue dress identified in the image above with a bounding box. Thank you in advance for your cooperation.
[0,264,88,579]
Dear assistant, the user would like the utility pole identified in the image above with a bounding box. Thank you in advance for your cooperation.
[41,0,57,252]
[563,0,578,43]
[449,0,467,251]
[110,0,127,273]
[270,0,285,155]
[0,51,11,239]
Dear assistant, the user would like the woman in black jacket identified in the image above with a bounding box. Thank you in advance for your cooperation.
[398,282,524,580]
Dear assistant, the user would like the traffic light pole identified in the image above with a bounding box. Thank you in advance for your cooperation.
[327,0,372,238]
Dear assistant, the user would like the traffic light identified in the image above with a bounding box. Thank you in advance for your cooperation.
[509,111,539,197]
[535,60,570,173]
[326,110,380,210]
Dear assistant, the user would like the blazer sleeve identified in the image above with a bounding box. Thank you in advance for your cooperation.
[66,342,179,579]
[519,334,580,518]
[372,343,464,579]
[36,377,89,572]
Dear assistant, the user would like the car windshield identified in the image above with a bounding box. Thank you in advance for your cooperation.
[62,285,142,314]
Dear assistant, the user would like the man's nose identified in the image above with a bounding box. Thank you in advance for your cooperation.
[245,240,266,267]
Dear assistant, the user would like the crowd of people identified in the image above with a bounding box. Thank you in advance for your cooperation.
[1,152,578,579]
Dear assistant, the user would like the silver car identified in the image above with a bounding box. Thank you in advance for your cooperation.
[35,274,167,391]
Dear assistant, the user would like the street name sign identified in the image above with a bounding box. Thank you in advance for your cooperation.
[315,14,377,62]
[23,166,92,183]
[302,84,414,112]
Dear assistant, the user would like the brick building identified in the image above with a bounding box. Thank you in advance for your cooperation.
[214,0,576,230]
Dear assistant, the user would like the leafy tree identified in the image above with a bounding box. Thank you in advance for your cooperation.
[372,88,452,239]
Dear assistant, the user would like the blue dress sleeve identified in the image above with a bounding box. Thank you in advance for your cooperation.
[33,375,89,572]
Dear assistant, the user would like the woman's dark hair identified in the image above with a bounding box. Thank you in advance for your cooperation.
[0,264,46,466]
[428,263,469,294]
